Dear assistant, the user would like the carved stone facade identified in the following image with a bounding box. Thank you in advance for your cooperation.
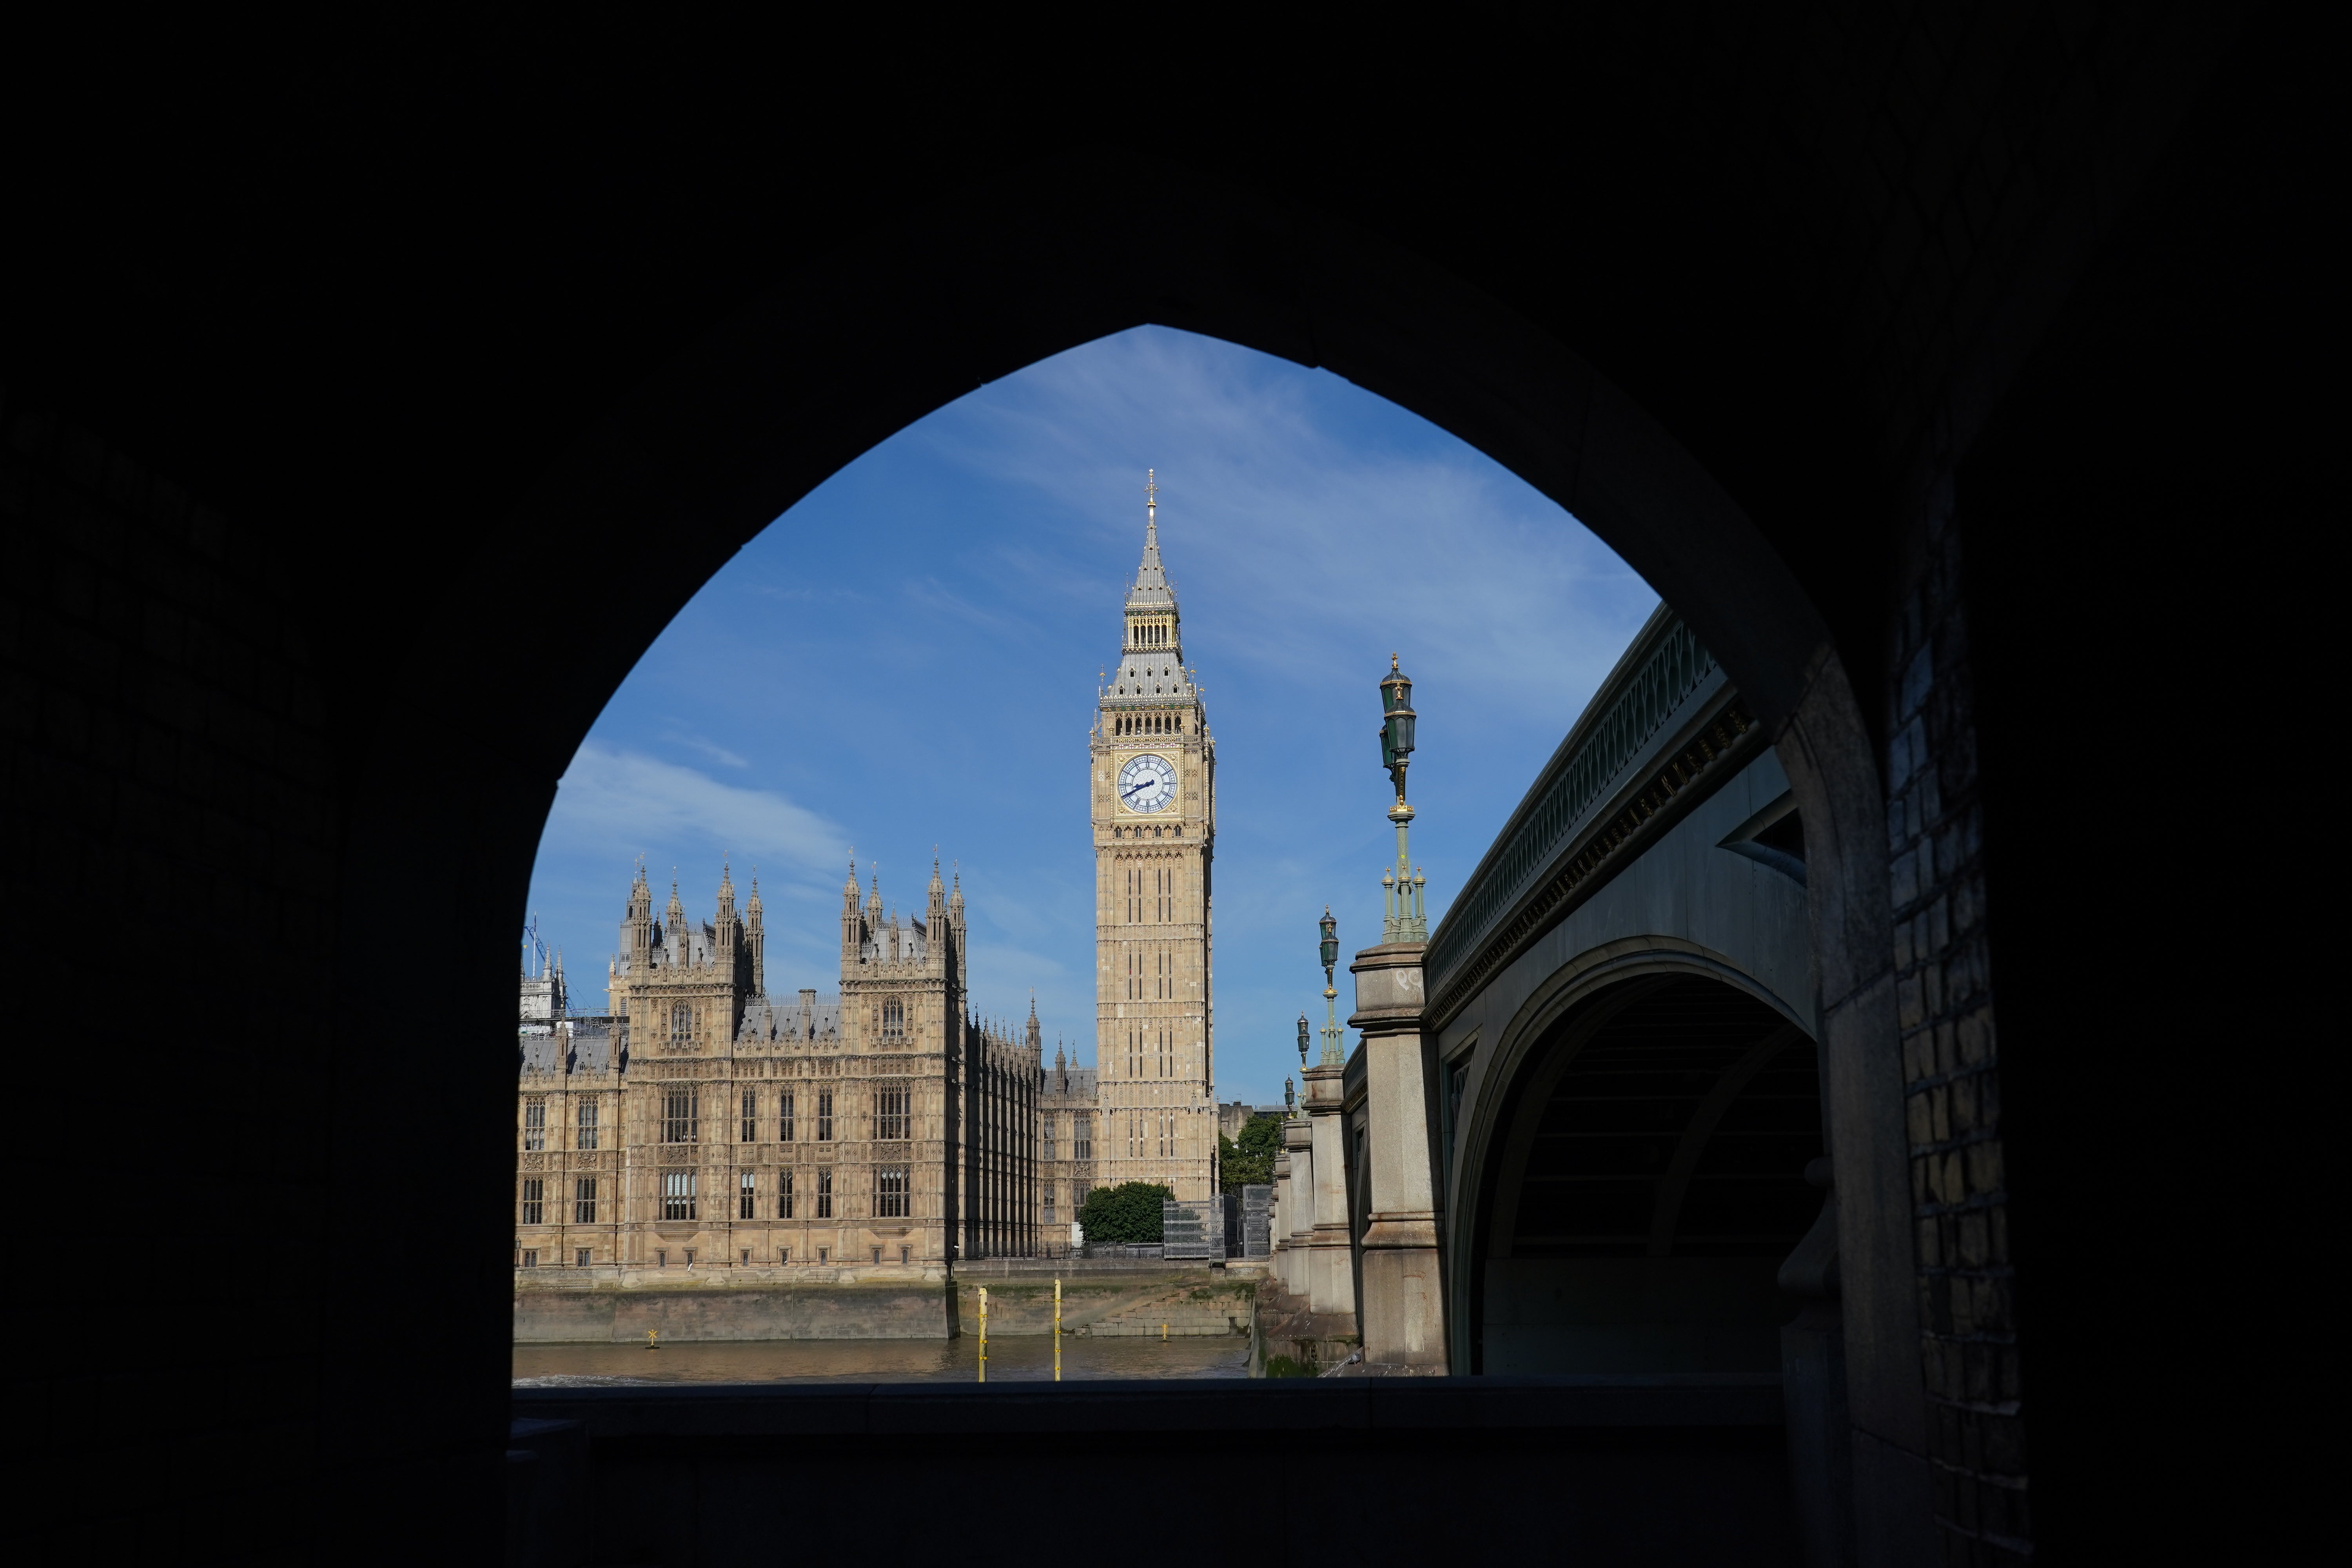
[1090,475,1218,1203]
[514,860,1056,1271]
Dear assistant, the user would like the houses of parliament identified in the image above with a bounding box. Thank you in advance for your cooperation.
[514,480,1218,1270]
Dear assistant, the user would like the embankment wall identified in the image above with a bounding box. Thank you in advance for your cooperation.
[514,1281,950,1343]
[515,1268,1254,1343]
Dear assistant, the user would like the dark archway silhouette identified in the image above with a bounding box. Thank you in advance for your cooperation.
[2,11,2320,1562]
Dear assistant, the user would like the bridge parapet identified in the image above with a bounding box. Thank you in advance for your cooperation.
[1425,605,1762,1026]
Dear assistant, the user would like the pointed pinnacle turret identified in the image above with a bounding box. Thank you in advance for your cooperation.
[1126,469,1172,607]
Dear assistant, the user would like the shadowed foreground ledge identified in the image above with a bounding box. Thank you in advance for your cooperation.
[510,1376,1793,1565]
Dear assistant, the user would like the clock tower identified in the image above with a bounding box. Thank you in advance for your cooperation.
[1091,472,1217,1204]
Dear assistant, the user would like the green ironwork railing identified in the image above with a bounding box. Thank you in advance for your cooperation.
[1423,610,1717,992]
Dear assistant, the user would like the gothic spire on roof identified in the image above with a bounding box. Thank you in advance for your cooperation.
[1127,468,1174,608]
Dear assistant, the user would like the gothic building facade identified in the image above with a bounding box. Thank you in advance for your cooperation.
[512,478,1212,1271]
[513,860,1051,1271]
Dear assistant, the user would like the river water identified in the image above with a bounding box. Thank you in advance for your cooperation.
[513,1334,1249,1387]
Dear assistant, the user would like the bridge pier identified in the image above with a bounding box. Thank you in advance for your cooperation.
[1276,1112,1311,1298]
[1351,942,1448,1372]
[1304,1061,1357,1321]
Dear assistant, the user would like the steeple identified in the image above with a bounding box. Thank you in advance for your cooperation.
[1112,469,1195,702]
[1129,469,1172,606]
[1026,992,1042,1051]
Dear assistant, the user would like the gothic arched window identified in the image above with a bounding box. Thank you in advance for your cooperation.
[669,1002,693,1049]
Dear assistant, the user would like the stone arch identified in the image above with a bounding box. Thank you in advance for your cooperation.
[1463,966,1825,1376]
[323,152,1909,1537]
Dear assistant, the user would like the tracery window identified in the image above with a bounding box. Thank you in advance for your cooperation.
[519,1178,544,1225]
[1073,1114,1091,1159]
[876,1087,909,1140]
[662,1089,699,1143]
[573,1176,597,1224]
[780,1092,795,1142]
[577,1098,599,1150]
[662,1170,697,1220]
[669,1001,693,1049]
[740,1091,757,1143]
[882,998,905,1040]
[876,1167,909,1218]
[779,1170,795,1218]
[1044,1117,1056,1160]
[817,1091,833,1142]
[739,1171,757,1220]
[815,1168,833,1219]
[523,1098,546,1151]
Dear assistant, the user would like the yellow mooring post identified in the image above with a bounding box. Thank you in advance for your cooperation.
[645,1329,659,1352]
[978,1286,988,1383]
[1054,1278,1062,1382]
[1162,1321,1169,1342]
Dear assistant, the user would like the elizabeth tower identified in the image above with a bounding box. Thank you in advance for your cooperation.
[1091,474,1216,1202]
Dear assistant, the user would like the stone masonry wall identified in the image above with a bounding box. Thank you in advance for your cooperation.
[1886,474,2022,1566]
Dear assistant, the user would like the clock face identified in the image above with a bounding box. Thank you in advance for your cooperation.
[1117,753,1178,813]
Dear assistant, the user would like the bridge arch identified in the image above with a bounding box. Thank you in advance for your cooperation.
[1458,964,1822,1376]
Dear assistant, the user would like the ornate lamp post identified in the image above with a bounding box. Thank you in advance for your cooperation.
[1284,1076,1296,1113]
[1379,655,1428,943]
[1296,1013,1311,1071]
[1318,906,1345,1065]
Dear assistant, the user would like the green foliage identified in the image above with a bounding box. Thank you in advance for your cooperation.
[1263,1354,1315,1378]
[1077,1181,1174,1244]
[1218,1114,1283,1192]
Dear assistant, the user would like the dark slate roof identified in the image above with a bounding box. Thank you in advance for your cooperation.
[738,991,842,1044]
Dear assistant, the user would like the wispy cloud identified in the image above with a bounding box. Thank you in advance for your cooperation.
[543,741,849,878]
[662,731,750,769]
[922,328,1655,716]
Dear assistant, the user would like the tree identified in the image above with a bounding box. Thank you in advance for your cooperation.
[1077,1181,1174,1244]
[1218,1114,1282,1192]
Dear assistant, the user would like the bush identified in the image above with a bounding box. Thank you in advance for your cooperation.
[1076,1181,1174,1244]
[1263,1354,1316,1379]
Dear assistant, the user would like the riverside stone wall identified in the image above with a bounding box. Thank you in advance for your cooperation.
[514,1268,1252,1342]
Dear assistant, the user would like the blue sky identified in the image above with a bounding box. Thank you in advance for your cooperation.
[525,326,1658,1107]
